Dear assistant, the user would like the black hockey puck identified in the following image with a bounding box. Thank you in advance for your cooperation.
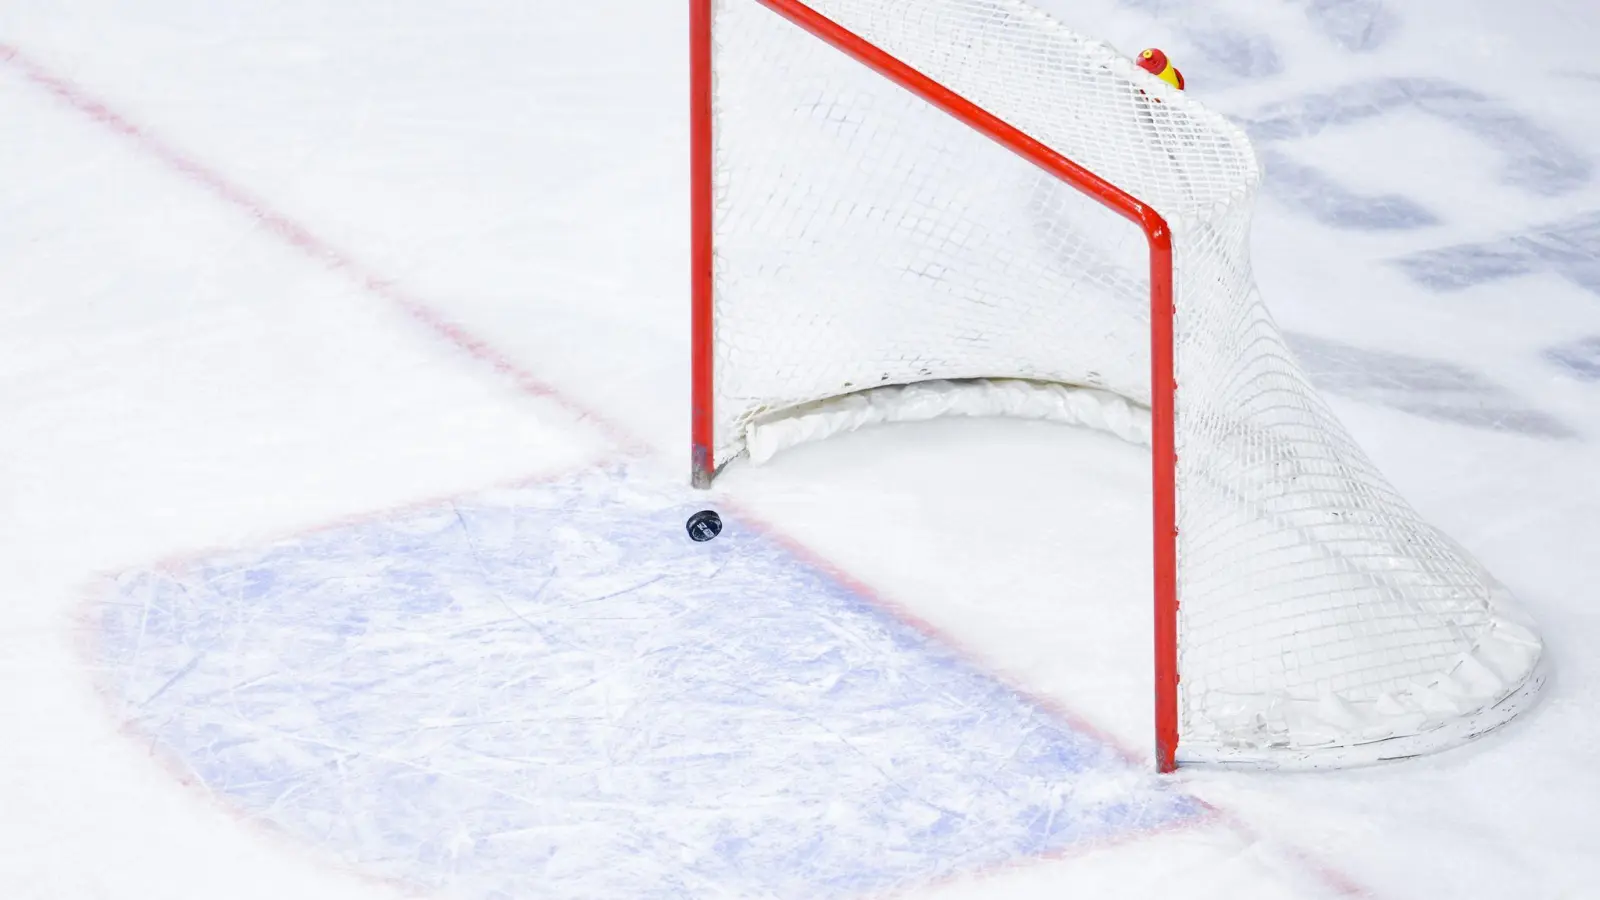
[686,509,723,542]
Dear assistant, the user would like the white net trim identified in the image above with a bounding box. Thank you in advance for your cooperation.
[745,378,1150,464]
[708,0,1542,765]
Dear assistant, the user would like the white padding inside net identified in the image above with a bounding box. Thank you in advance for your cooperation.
[709,0,1543,766]
[746,379,1151,463]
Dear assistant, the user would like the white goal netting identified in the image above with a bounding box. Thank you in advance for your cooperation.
[706,0,1543,766]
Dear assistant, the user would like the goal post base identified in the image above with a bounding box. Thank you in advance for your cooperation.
[691,446,717,490]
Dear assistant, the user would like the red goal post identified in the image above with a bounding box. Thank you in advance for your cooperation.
[690,0,1183,770]
[689,0,1543,773]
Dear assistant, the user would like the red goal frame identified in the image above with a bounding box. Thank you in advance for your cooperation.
[689,0,1183,772]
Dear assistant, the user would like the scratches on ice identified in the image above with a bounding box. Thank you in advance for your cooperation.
[93,466,1198,899]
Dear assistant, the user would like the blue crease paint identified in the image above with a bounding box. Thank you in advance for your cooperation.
[95,466,1198,900]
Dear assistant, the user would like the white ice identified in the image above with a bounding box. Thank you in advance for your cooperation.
[1,0,1598,897]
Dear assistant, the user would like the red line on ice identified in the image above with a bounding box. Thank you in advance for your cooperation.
[0,41,640,455]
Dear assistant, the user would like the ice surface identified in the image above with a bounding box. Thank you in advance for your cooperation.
[3,0,1599,897]
[92,466,1197,898]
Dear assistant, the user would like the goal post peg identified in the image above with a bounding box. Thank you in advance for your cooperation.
[1137,48,1185,90]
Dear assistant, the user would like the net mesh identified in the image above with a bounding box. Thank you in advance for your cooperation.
[708,0,1542,764]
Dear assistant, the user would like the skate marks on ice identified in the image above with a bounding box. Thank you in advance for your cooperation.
[1295,0,1396,52]
[1387,211,1600,383]
[1544,335,1600,381]
[1286,332,1577,438]
[1244,77,1593,199]
[88,467,1199,900]
[1239,76,1600,399]
[1244,78,1592,231]
[1183,27,1283,81]
[1392,210,1600,298]
[1255,147,1438,231]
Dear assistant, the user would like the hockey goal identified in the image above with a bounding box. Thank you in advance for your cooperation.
[689,0,1544,771]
